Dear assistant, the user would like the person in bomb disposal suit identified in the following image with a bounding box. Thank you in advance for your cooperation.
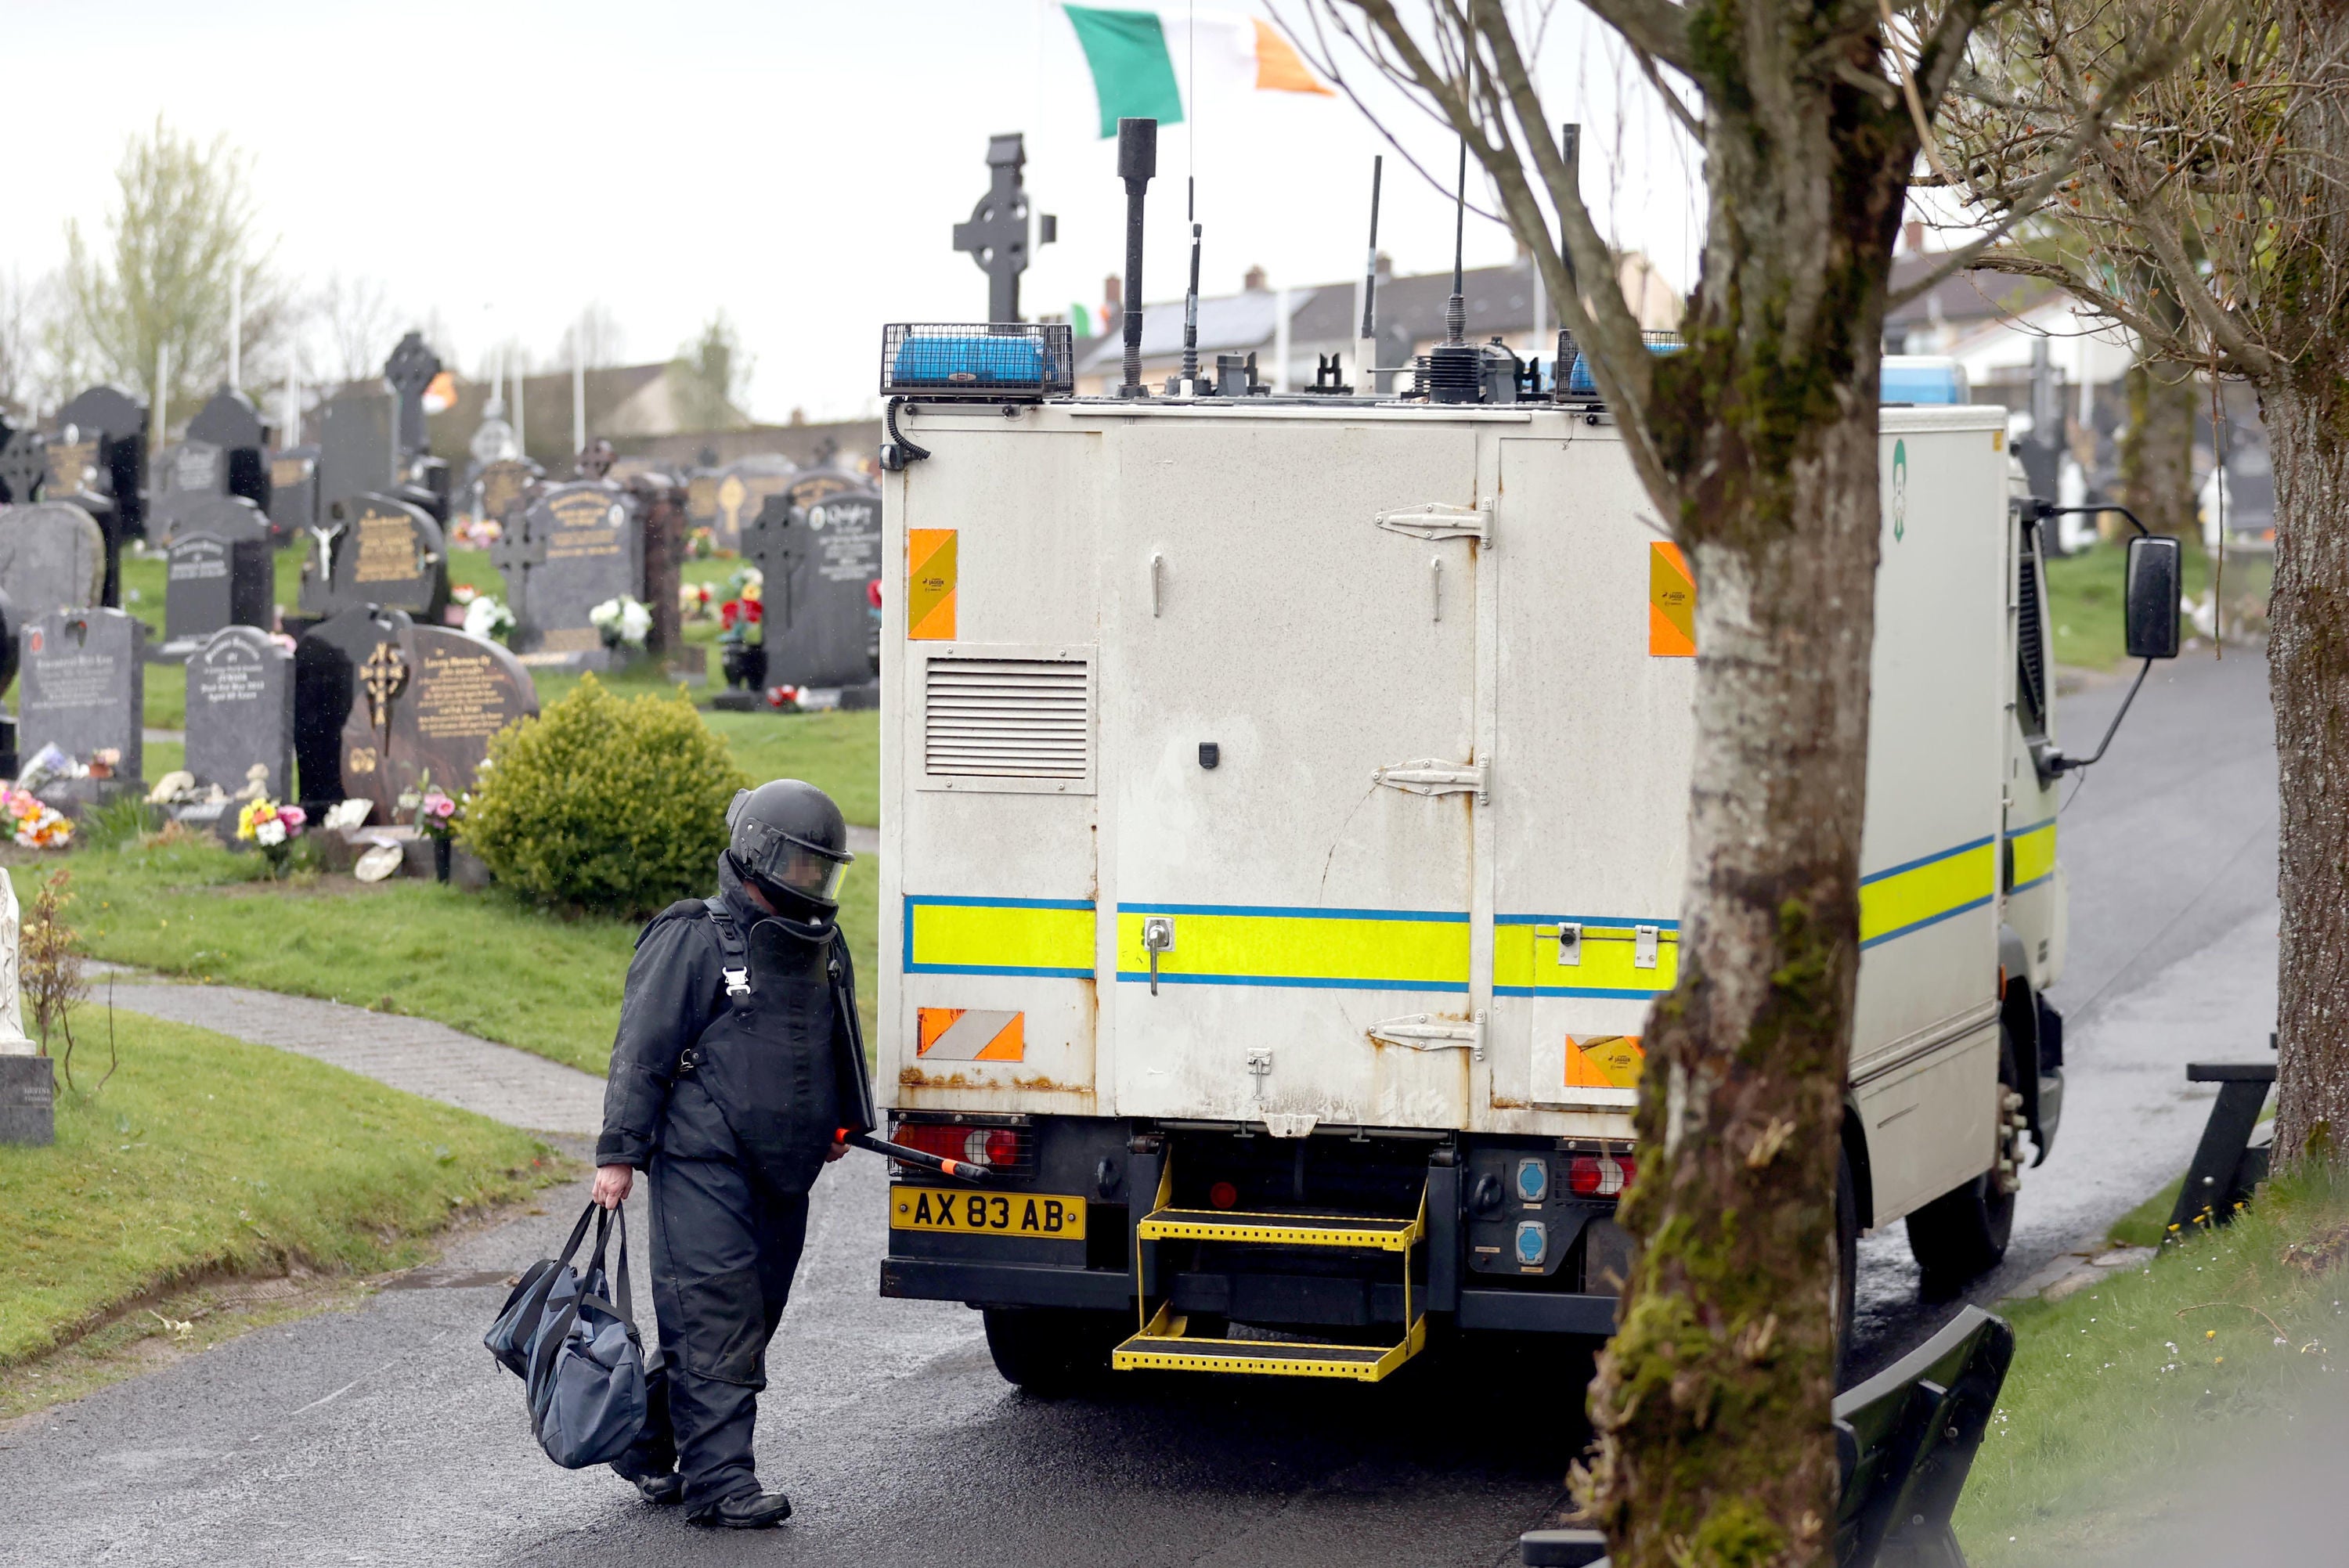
[591,779,875,1528]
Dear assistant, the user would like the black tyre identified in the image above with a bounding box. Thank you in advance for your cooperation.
[980,1307,1126,1397]
[1904,1026,2022,1297]
[1834,1145,1859,1371]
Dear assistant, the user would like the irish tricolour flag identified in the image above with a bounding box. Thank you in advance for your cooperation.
[1062,5,1333,139]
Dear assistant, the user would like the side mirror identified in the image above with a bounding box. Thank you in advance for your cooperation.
[2124,534,2181,660]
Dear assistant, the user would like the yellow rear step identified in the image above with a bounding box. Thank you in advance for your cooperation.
[1135,1208,1422,1251]
[1113,1302,1427,1382]
[1116,1173,1429,1382]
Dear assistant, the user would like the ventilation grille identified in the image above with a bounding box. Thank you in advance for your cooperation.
[924,658,1091,780]
[2015,524,2048,734]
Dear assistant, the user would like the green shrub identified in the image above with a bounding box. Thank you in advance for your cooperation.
[460,675,747,916]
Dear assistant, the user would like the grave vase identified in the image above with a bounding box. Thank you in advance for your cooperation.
[433,835,453,884]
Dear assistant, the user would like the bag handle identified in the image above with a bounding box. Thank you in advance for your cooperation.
[525,1203,611,1390]
[509,1202,599,1357]
[530,1204,638,1387]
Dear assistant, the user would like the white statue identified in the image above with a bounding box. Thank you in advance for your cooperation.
[0,870,31,1054]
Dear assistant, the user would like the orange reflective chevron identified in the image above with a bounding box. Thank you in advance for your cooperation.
[916,1006,1025,1061]
[1651,541,1694,656]
[908,528,957,640]
[1566,1034,1645,1089]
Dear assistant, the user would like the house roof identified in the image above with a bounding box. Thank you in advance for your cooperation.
[1883,253,2056,330]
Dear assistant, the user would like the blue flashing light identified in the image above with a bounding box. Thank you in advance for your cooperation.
[1881,356,1968,405]
[890,334,1048,388]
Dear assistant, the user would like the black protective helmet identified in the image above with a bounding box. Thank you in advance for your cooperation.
[726,780,852,913]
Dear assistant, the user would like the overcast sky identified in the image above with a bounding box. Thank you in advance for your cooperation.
[2,0,1705,424]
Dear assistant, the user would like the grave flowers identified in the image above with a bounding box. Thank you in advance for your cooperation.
[463,594,517,645]
[399,773,463,881]
[236,797,306,874]
[590,595,651,651]
[680,582,713,622]
[2,788,73,849]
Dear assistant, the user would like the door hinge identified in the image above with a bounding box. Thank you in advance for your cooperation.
[1375,502,1491,543]
[1373,759,1488,805]
[1369,1011,1485,1060]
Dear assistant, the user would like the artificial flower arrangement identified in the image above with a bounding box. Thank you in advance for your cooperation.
[2,788,72,849]
[590,595,652,650]
[399,773,460,842]
[236,797,307,872]
[463,594,517,645]
[688,525,716,559]
[680,581,714,622]
[451,583,480,606]
[716,568,764,643]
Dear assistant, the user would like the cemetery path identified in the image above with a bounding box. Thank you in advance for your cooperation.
[92,977,604,1135]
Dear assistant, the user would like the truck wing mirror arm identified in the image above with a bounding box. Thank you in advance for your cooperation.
[2026,503,2178,788]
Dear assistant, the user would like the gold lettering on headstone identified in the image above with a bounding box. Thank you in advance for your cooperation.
[354,511,418,583]
[413,647,522,741]
[348,747,377,774]
[48,440,97,494]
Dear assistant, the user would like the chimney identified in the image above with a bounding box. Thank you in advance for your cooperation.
[1903,218,1925,254]
[1374,251,1394,279]
[1243,264,1267,292]
[1102,272,1122,315]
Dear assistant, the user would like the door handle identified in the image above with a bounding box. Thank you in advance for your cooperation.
[1142,915,1175,995]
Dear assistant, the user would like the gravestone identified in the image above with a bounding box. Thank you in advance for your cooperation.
[51,384,147,546]
[186,625,294,798]
[163,498,272,649]
[305,494,448,621]
[335,622,538,815]
[269,445,319,542]
[709,456,796,551]
[473,457,540,532]
[294,605,412,802]
[684,470,723,535]
[743,473,883,690]
[162,438,228,499]
[19,607,144,784]
[0,428,45,505]
[493,480,641,668]
[186,386,271,510]
[384,334,452,524]
[316,394,397,517]
[0,501,107,621]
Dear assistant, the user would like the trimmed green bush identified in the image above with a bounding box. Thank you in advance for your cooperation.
[461,675,747,916]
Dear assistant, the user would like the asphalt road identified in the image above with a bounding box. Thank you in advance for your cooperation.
[0,650,2280,1568]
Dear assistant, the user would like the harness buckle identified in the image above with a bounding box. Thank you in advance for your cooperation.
[723,966,752,998]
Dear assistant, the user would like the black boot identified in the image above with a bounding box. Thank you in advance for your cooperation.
[619,1470,684,1506]
[688,1490,793,1529]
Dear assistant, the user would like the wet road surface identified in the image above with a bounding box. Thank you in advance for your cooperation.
[0,651,2279,1566]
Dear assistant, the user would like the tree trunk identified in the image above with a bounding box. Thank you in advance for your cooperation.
[2120,359,2200,543]
[1580,18,1910,1563]
[2262,366,2349,1165]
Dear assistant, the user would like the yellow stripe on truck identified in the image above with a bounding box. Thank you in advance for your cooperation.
[1114,905,1470,993]
[905,897,1095,978]
[1492,921,1680,999]
[1859,837,1997,949]
[2008,819,2056,892]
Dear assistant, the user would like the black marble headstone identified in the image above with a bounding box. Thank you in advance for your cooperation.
[164,514,272,647]
[294,604,411,803]
[267,446,319,543]
[186,626,293,798]
[316,395,396,516]
[709,456,797,551]
[494,481,641,669]
[335,623,538,816]
[162,439,228,499]
[0,501,106,622]
[743,474,882,690]
[0,429,45,505]
[152,489,271,548]
[186,387,272,513]
[19,608,143,779]
[305,495,448,622]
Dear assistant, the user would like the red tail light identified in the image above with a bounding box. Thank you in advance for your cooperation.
[1568,1153,1636,1198]
[1207,1181,1239,1210]
[891,1122,1034,1173]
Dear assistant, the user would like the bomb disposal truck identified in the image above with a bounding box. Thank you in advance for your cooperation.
[868,323,2178,1392]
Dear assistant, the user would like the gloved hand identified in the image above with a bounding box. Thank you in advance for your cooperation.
[825,1139,848,1163]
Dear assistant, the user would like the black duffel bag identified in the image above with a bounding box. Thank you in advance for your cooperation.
[484,1200,648,1469]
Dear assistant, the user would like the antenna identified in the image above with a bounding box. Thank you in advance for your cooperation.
[1117,117,1158,399]
[1181,219,1203,394]
[1425,55,1483,402]
[1361,156,1383,341]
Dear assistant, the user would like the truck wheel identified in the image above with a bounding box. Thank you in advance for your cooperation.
[1904,1026,2022,1296]
[1835,1147,1858,1371]
[980,1307,1125,1398]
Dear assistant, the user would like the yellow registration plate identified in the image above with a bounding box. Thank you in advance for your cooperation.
[890,1187,1088,1241]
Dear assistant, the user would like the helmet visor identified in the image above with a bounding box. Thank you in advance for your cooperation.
[734,814,852,905]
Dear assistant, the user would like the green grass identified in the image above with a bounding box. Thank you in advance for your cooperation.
[2044,539,2271,670]
[1955,1167,2349,1565]
[0,1007,557,1368]
[25,830,881,1076]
